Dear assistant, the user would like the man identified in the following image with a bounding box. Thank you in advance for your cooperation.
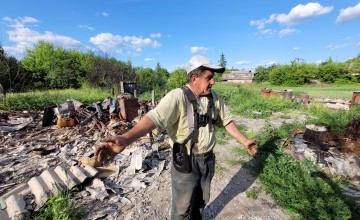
[96,55,259,219]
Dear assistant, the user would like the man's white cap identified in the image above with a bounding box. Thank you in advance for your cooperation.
[185,55,225,75]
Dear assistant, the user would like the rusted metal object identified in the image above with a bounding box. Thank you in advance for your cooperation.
[270,90,282,98]
[341,118,360,156]
[344,118,360,141]
[299,93,310,104]
[260,88,272,97]
[351,91,360,108]
[56,118,76,128]
[283,89,293,100]
[303,124,340,150]
[118,96,140,122]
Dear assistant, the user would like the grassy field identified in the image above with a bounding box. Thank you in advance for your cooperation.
[1,83,359,111]
[215,82,360,99]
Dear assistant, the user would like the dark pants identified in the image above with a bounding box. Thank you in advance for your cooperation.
[171,152,215,220]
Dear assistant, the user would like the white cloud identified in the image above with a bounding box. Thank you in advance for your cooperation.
[144,58,155,61]
[2,16,39,28]
[336,3,360,23]
[355,42,360,47]
[326,44,346,50]
[190,46,208,54]
[101,12,109,17]
[276,3,333,25]
[2,16,82,56]
[250,3,333,29]
[2,16,160,58]
[89,33,161,54]
[250,14,277,29]
[279,28,300,37]
[236,61,251,65]
[293,47,300,50]
[5,27,82,55]
[150,33,161,38]
[267,61,277,65]
[79,25,94,31]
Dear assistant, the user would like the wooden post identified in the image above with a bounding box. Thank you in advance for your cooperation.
[151,90,155,106]
[120,81,124,94]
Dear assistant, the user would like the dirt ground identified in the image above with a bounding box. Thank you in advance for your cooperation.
[78,113,307,220]
[78,139,292,220]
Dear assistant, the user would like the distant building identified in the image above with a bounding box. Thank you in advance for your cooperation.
[221,70,255,84]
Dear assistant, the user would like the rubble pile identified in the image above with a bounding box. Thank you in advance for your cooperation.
[260,88,358,111]
[0,96,173,220]
[284,119,360,190]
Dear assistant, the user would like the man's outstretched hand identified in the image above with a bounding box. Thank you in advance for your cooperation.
[95,136,127,164]
[243,138,259,156]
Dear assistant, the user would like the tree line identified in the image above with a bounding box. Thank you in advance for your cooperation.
[253,57,360,86]
[0,41,187,97]
[1,41,359,97]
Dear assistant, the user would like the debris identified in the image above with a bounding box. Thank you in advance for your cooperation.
[0,117,33,132]
[303,123,340,150]
[81,156,98,167]
[0,95,170,219]
[32,146,57,156]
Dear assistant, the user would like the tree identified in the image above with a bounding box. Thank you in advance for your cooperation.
[21,41,89,90]
[21,41,56,89]
[136,67,156,93]
[46,53,85,89]
[317,58,348,83]
[167,69,187,90]
[345,56,360,83]
[154,62,169,90]
[0,45,30,96]
[218,53,227,69]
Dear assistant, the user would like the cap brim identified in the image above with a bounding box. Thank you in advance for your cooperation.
[203,64,225,73]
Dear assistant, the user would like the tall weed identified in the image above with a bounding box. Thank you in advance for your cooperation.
[252,124,360,220]
[33,184,83,220]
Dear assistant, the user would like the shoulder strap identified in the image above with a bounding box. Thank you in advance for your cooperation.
[180,86,218,151]
[180,86,199,147]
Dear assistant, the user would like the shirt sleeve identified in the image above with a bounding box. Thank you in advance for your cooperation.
[146,89,182,135]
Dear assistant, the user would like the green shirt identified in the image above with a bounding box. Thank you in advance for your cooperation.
[146,85,233,154]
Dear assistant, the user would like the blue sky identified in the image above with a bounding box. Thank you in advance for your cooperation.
[1,0,360,72]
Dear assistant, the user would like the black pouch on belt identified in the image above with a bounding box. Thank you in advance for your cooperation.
[172,142,191,173]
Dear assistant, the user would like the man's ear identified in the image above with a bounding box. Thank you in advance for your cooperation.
[190,74,196,83]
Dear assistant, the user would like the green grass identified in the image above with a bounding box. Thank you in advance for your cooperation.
[0,86,110,110]
[233,146,250,156]
[33,184,83,220]
[219,83,360,99]
[1,83,358,111]
[231,122,360,220]
[228,158,247,166]
[215,161,228,176]
[215,127,231,145]
[259,152,360,220]
[246,187,262,199]
[213,84,303,118]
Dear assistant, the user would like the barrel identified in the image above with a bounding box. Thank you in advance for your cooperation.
[283,89,293,100]
[260,88,272,97]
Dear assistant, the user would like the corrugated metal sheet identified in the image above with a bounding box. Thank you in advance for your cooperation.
[0,165,98,220]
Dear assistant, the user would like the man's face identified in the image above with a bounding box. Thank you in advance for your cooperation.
[193,69,215,97]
